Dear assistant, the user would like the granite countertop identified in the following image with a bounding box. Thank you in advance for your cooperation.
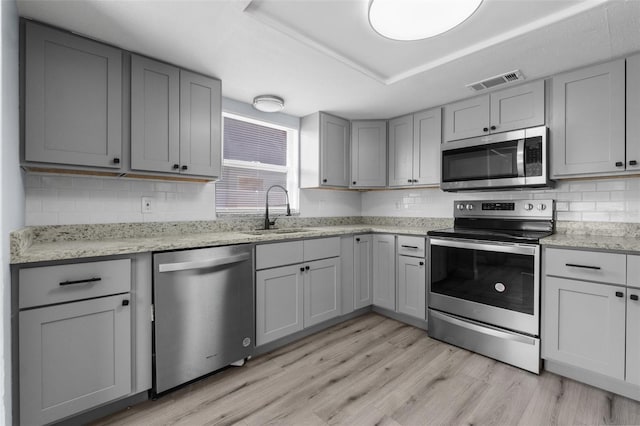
[540,221,640,253]
[11,218,640,264]
[10,217,452,264]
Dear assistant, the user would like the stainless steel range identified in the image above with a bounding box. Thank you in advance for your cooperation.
[427,199,555,373]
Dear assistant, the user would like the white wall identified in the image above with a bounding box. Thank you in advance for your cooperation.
[362,177,640,222]
[1,0,23,423]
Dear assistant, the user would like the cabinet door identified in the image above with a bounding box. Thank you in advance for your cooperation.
[320,113,350,187]
[19,295,131,426]
[413,108,442,186]
[627,288,640,386]
[552,60,626,176]
[627,54,640,172]
[490,80,544,133]
[397,255,426,319]
[443,95,489,142]
[340,236,355,315]
[354,235,373,309]
[179,70,222,178]
[256,264,303,346]
[543,276,625,380]
[388,114,414,187]
[372,235,395,310]
[24,21,122,169]
[351,120,387,187]
[131,55,180,173]
[304,257,341,328]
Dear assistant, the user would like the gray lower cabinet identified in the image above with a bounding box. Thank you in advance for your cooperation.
[24,21,122,169]
[16,258,138,425]
[354,235,373,309]
[256,264,304,346]
[551,59,626,177]
[544,276,625,379]
[543,248,640,389]
[372,235,395,310]
[131,55,221,178]
[303,257,341,328]
[397,255,426,319]
[20,295,132,426]
[256,237,341,346]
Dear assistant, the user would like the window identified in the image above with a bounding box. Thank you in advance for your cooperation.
[216,113,298,214]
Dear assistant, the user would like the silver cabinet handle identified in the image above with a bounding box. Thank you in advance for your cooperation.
[158,253,250,273]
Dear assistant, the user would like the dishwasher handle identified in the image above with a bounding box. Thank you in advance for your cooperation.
[158,252,251,273]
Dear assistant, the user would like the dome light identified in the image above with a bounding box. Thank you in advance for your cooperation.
[368,0,483,41]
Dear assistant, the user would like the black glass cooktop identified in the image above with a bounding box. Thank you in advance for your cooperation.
[427,227,553,244]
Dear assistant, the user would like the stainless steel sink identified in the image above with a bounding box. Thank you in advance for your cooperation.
[241,228,311,235]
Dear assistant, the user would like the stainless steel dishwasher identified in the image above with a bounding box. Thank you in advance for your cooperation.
[152,244,254,395]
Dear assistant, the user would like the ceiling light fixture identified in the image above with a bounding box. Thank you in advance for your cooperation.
[252,95,285,112]
[368,0,483,41]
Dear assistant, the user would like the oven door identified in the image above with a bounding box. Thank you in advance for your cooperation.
[428,237,539,336]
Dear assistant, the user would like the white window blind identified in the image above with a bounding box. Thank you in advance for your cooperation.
[216,114,298,214]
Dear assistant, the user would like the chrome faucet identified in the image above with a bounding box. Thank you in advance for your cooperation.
[264,184,291,230]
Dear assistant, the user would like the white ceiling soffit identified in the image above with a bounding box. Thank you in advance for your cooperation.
[243,0,609,86]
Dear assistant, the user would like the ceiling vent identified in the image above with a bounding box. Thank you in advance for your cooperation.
[466,70,525,92]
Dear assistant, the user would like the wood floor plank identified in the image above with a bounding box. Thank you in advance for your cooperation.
[92,313,640,426]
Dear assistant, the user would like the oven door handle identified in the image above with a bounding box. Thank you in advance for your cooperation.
[429,237,537,256]
[517,138,525,177]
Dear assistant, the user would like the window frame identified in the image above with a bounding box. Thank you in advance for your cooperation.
[216,112,299,215]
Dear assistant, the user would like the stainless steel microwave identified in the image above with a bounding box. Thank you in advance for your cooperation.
[440,126,550,191]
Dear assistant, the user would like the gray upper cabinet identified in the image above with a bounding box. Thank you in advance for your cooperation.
[131,56,221,178]
[131,55,180,173]
[388,108,441,187]
[443,95,489,142]
[24,21,122,169]
[179,70,222,177]
[443,80,544,142]
[300,112,350,188]
[551,59,626,177]
[351,120,387,188]
[388,114,414,187]
[627,54,640,173]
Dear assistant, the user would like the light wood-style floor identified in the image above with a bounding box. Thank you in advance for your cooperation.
[93,313,640,426]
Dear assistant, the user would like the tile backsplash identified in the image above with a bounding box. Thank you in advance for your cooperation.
[24,174,640,225]
[361,177,640,223]
[24,175,217,225]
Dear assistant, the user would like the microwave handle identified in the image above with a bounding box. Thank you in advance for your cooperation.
[517,138,525,177]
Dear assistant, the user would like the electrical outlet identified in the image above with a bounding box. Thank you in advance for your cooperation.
[141,197,153,213]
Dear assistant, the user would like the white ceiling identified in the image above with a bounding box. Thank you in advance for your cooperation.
[16,0,640,120]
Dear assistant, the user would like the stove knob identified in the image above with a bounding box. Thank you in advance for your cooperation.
[524,203,534,211]
[537,203,547,211]
[466,204,474,210]
[456,203,466,211]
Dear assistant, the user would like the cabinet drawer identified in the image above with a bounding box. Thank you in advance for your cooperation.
[304,237,340,261]
[628,255,640,288]
[19,259,131,309]
[397,235,425,257]
[256,241,304,270]
[544,248,626,285]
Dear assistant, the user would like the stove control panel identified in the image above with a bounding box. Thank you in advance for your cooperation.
[454,199,554,219]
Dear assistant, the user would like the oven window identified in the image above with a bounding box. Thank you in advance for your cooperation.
[430,244,534,314]
[442,141,519,182]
